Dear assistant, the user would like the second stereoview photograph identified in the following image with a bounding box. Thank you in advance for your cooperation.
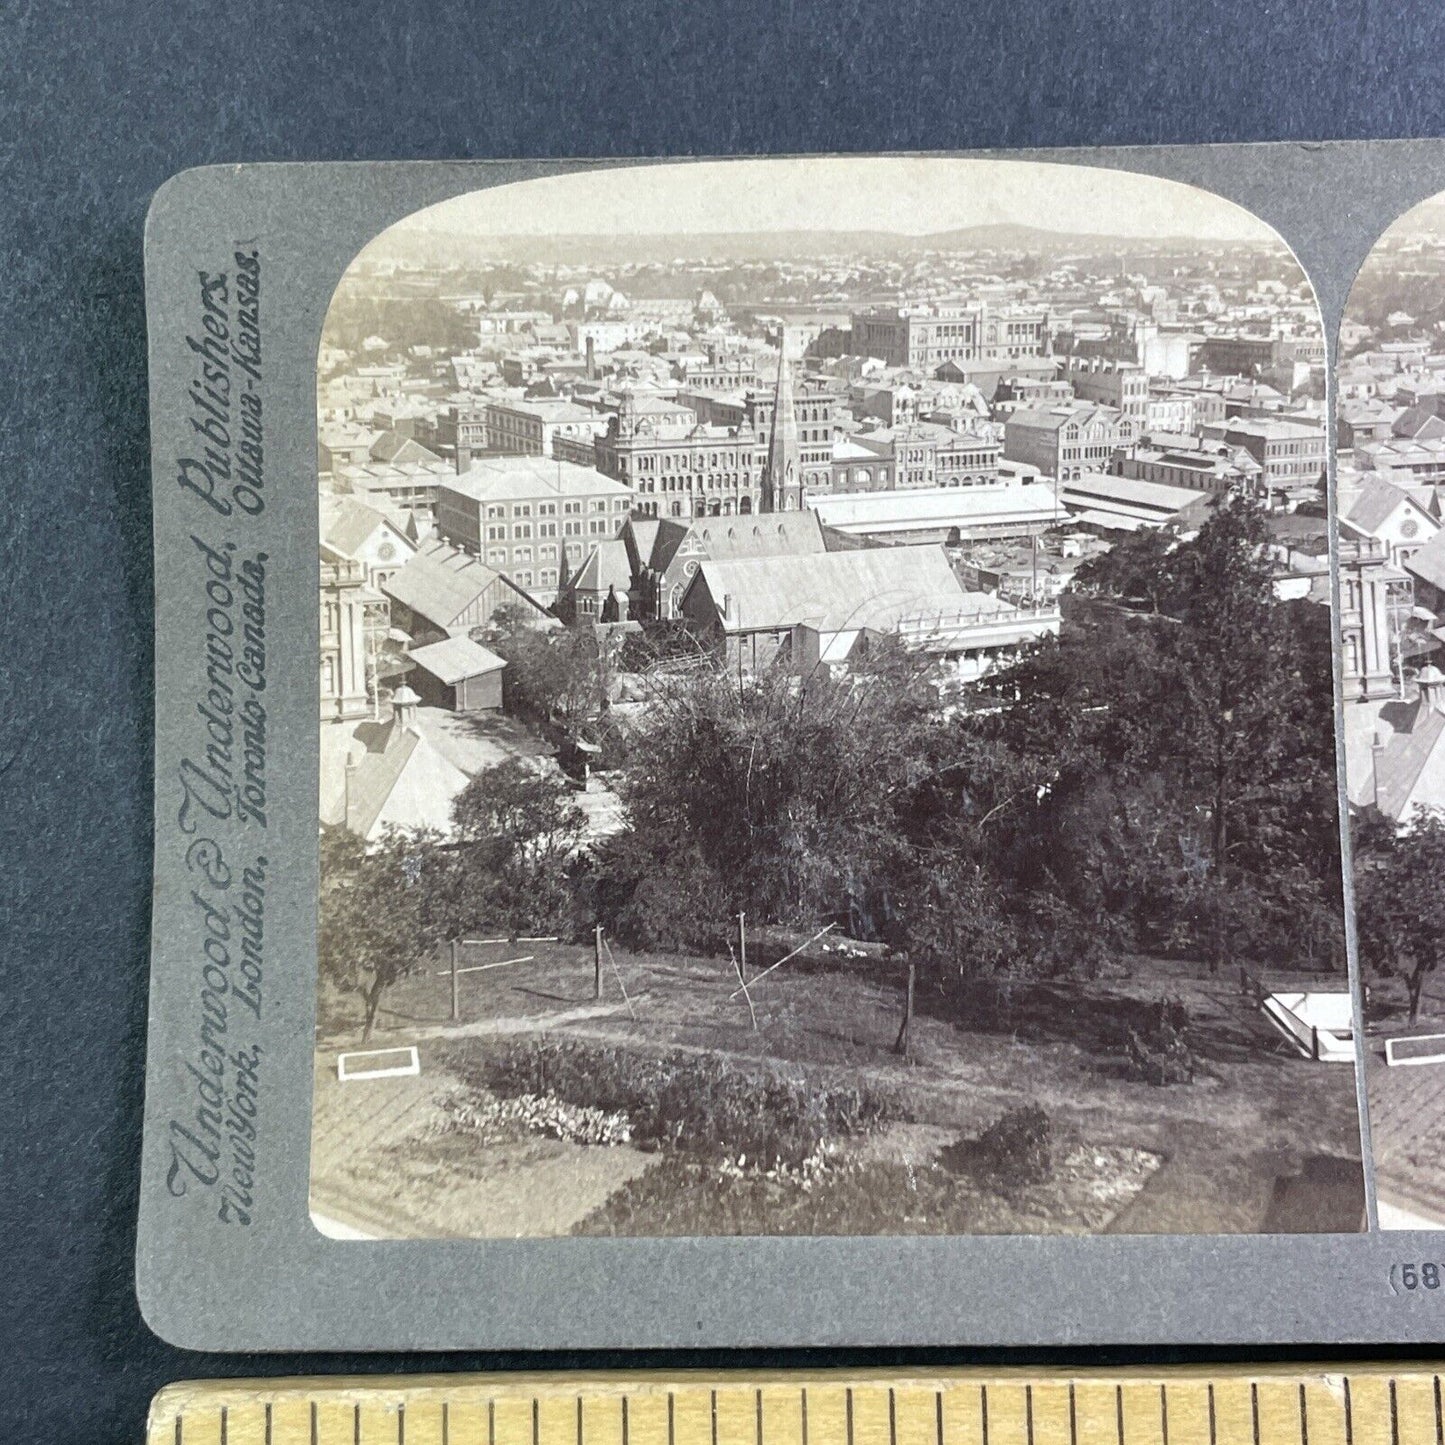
[309,156,1365,1241]
[1337,187,1445,1231]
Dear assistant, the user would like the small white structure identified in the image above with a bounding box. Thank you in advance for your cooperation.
[1261,991,1355,1062]
[337,1045,421,1081]
[1385,1033,1445,1067]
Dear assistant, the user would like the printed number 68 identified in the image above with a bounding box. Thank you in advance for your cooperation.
[1401,1264,1441,1289]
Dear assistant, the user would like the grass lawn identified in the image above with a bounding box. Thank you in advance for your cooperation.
[310,939,1363,1237]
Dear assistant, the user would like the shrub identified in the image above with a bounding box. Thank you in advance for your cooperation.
[442,1035,890,1168]
[939,1104,1053,1191]
[1123,996,1195,1085]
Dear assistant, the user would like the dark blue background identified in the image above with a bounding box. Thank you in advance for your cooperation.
[5,2,1445,1437]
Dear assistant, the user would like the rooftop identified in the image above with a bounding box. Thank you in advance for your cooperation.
[444,455,631,503]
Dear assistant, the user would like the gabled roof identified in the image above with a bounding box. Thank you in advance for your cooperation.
[320,496,406,559]
[687,544,972,634]
[369,432,443,466]
[1371,700,1445,824]
[383,540,538,631]
[1343,475,1436,537]
[1393,406,1445,441]
[408,635,507,685]
[569,539,633,595]
[1405,526,1445,593]
[319,718,469,842]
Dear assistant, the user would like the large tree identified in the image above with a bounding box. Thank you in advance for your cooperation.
[1355,808,1445,1023]
[318,825,447,1040]
[445,758,586,938]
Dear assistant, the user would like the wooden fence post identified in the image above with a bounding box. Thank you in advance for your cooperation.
[738,911,746,981]
[594,924,603,1001]
[894,961,916,1058]
[450,938,460,1022]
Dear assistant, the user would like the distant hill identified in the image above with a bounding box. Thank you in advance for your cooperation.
[373,221,1280,268]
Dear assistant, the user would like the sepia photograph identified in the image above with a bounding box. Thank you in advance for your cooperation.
[1336,188,1445,1230]
[308,157,1363,1241]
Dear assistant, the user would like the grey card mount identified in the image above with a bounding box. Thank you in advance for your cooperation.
[139,143,1445,1350]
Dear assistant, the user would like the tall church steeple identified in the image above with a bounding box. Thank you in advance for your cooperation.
[761,328,802,513]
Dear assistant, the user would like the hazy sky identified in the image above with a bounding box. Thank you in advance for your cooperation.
[1379,191,1445,241]
[366,157,1282,249]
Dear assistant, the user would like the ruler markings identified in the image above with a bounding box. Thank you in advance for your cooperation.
[148,1373,1445,1445]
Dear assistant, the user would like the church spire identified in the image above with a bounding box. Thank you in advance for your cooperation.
[761,328,801,512]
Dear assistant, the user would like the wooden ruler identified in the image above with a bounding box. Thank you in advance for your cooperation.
[150,1367,1444,1445]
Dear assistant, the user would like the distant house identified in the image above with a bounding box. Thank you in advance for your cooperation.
[407,636,507,713]
[382,539,548,647]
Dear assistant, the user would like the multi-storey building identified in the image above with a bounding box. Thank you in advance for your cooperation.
[1112,438,1264,497]
[1062,357,1149,423]
[422,398,489,469]
[680,382,837,496]
[434,455,635,604]
[594,393,764,520]
[1221,418,1328,500]
[847,421,1002,491]
[483,398,610,458]
[320,559,374,722]
[850,301,1049,370]
[1003,403,1137,482]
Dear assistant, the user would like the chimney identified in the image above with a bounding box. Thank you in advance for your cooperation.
[585,335,597,381]
[392,682,421,733]
[722,593,735,625]
[455,442,471,474]
[1418,665,1445,716]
